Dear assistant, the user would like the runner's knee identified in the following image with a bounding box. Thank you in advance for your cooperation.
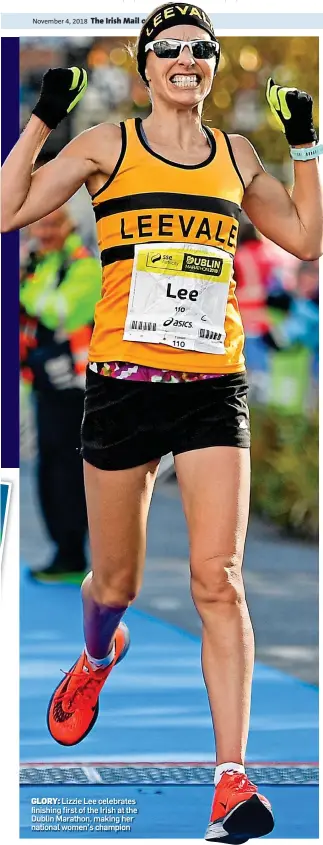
[190,553,245,609]
[82,567,141,607]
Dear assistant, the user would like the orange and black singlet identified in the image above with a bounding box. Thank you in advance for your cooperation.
[89,118,245,374]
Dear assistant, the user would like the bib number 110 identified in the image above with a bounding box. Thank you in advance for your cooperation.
[173,340,186,348]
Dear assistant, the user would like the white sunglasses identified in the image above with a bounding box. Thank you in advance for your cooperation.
[145,38,220,62]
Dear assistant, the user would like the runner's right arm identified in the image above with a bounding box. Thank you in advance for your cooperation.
[1,67,120,232]
[1,119,101,231]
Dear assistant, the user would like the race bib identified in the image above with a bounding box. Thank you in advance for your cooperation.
[123,242,233,354]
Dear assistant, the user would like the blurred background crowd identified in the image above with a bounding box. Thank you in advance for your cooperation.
[19,35,319,579]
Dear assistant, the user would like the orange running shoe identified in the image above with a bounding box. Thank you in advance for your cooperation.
[205,771,274,843]
[47,621,130,746]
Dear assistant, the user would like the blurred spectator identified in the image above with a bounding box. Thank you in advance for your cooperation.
[20,206,102,581]
[296,260,319,303]
[234,221,277,336]
[263,260,319,353]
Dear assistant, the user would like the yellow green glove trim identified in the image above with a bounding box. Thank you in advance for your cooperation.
[266,76,317,146]
[67,67,88,113]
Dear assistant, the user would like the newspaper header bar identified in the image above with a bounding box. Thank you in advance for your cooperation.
[2,12,323,29]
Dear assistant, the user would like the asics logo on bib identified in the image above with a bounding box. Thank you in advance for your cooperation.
[164,318,193,328]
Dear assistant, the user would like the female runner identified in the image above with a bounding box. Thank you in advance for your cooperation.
[2,5,322,840]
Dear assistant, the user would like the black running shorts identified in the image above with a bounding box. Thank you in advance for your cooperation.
[80,366,250,470]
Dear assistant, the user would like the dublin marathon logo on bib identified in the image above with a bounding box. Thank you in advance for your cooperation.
[123,242,232,354]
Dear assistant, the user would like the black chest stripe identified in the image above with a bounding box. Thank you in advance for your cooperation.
[94,192,241,223]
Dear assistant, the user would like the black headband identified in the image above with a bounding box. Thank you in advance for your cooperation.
[137,3,218,83]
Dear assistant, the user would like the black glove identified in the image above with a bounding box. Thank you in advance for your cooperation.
[32,67,87,130]
[266,78,317,146]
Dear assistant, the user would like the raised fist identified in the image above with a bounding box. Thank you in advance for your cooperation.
[32,67,87,130]
[266,77,317,146]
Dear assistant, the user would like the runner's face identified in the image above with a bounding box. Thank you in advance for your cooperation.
[145,24,216,108]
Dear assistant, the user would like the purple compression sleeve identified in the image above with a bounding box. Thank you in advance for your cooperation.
[82,592,127,659]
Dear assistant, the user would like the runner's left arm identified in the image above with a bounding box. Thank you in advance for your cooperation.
[231,80,323,261]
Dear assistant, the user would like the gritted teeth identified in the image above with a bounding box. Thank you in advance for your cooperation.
[170,74,201,88]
